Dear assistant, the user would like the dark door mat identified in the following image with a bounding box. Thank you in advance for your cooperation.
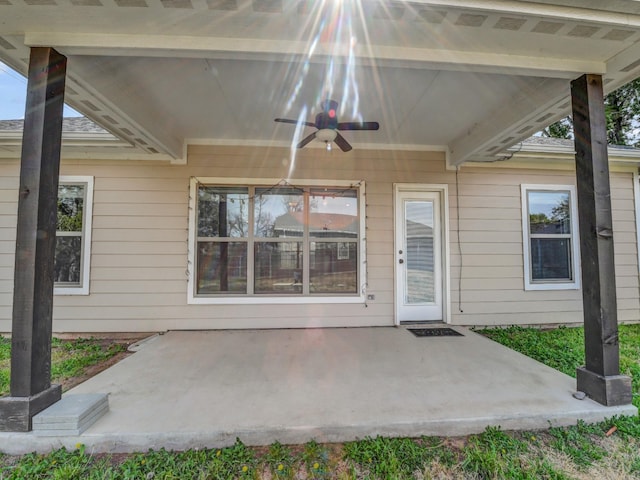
[408,328,463,337]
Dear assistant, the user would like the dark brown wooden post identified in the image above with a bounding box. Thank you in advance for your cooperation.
[571,74,632,406]
[0,47,67,431]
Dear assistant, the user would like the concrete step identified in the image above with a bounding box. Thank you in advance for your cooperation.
[32,393,108,436]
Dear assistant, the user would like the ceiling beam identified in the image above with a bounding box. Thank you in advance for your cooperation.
[448,77,569,165]
[603,41,640,91]
[25,32,605,78]
[407,0,640,28]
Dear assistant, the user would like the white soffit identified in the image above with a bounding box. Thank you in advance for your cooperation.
[1,1,640,164]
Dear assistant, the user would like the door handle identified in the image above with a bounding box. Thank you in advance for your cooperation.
[399,259,404,264]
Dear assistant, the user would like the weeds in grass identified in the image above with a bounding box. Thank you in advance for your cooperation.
[301,440,330,479]
[51,338,126,384]
[462,427,566,480]
[0,337,11,395]
[1,445,93,480]
[605,415,640,439]
[547,421,606,468]
[0,427,638,479]
[264,441,295,479]
[343,436,451,479]
[0,337,127,397]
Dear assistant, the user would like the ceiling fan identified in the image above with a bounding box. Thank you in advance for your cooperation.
[275,100,379,152]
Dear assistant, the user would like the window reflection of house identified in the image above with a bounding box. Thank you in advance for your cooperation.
[194,183,361,295]
[273,212,358,238]
[272,212,359,292]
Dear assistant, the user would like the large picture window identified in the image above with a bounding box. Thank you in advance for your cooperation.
[189,179,365,303]
[521,184,580,291]
[54,176,94,295]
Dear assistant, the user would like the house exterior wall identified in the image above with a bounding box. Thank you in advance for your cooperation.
[451,163,639,326]
[0,145,637,332]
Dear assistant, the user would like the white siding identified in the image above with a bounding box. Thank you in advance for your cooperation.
[0,146,637,332]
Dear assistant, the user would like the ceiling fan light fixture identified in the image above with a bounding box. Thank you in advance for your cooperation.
[316,128,337,143]
[274,100,379,152]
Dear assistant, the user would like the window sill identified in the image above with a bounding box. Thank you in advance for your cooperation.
[54,287,89,296]
[188,294,366,305]
[524,282,580,291]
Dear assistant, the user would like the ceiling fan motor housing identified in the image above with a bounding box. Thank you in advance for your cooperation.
[315,110,338,130]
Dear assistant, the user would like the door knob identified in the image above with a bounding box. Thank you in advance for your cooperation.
[399,259,404,264]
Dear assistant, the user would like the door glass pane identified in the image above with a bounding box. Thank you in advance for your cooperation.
[254,242,303,293]
[405,200,435,304]
[197,242,247,294]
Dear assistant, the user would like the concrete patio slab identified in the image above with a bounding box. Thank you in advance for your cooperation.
[0,327,636,454]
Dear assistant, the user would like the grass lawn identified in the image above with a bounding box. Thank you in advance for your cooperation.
[0,336,130,397]
[0,326,639,479]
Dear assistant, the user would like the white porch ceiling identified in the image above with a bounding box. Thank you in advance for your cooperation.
[2,0,640,164]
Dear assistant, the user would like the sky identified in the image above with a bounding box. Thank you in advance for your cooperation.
[0,61,81,120]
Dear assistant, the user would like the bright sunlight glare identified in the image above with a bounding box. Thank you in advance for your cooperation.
[281,0,369,168]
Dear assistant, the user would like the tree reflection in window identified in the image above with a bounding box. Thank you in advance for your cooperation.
[527,190,573,282]
[195,183,360,296]
[55,184,85,285]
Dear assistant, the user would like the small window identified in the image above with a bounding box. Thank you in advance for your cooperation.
[54,176,94,295]
[521,185,580,290]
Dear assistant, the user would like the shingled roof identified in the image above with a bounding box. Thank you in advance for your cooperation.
[516,136,640,152]
[0,117,109,134]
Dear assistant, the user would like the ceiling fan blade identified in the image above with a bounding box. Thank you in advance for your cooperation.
[275,118,317,128]
[334,132,353,152]
[337,121,380,131]
[297,131,317,149]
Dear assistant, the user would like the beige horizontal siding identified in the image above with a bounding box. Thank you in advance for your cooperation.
[450,164,639,326]
[0,146,637,332]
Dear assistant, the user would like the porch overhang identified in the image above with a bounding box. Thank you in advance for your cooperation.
[2,1,640,164]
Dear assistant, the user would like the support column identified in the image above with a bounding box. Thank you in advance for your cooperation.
[0,48,67,431]
[571,74,632,406]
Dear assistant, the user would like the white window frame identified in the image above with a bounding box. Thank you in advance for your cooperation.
[634,171,640,276]
[187,177,366,304]
[521,184,581,291]
[54,176,94,296]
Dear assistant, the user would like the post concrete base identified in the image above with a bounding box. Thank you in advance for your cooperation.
[0,385,61,432]
[576,367,632,407]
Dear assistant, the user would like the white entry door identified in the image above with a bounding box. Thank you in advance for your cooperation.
[395,189,443,323]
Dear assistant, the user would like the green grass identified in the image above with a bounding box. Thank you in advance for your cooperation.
[460,427,569,480]
[1,325,640,479]
[0,336,127,397]
[0,431,627,480]
[480,324,640,409]
[342,436,449,478]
